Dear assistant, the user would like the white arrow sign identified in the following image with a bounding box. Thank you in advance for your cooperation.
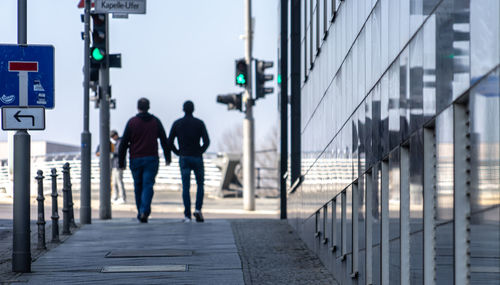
[1,107,45,130]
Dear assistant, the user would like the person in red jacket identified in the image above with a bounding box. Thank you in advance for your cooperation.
[118,98,171,223]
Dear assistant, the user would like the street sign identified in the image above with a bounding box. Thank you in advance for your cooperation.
[0,45,55,109]
[1,107,45,130]
[95,0,146,14]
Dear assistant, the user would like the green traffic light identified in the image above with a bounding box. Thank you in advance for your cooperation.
[92,48,104,61]
[236,74,246,85]
[277,74,281,84]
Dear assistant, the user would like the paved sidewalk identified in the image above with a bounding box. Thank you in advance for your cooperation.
[9,218,337,285]
[0,190,337,284]
[16,219,244,284]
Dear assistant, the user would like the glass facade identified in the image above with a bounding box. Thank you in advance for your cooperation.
[285,0,500,283]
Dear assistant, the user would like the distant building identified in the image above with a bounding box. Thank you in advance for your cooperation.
[0,141,79,165]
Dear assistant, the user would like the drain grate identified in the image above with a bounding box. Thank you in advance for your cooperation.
[105,249,193,258]
[101,265,187,273]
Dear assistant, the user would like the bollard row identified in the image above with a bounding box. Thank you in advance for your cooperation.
[35,162,76,250]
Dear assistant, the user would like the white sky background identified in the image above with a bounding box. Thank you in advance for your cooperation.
[0,0,278,153]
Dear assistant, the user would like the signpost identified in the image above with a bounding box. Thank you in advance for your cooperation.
[1,43,54,273]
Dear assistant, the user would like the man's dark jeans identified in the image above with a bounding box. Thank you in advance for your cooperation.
[129,156,159,218]
[179,156,204,218]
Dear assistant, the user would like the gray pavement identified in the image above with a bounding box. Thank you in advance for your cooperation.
[0,189,336,284]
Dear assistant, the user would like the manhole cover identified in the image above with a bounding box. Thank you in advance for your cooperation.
[101,265,187,273]
[105,249,193,258]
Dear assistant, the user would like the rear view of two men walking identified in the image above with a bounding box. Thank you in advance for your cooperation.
[118,98,210,223]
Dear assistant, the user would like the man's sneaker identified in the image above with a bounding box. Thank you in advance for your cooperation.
[182,217,192,223]
[194,211,204,223]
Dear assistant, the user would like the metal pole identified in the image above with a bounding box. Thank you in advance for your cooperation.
[12,131,30,272]
[12,0,31,273]
[80,0,92,224]
[279,0,288,220]
[99,13,112,219]
[243,0,255,211]
[67,165,77,228]
[35,170,46,250]
[62,163,71,235]
[50,168,60,243]
[290,0,301,184]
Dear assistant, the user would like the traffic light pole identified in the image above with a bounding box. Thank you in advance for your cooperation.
[80,0,92,225]
[243,0,255,211]
[99,14,112,220]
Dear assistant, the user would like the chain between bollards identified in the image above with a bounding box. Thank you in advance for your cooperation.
[35,170,46,250]
[62,163,71,235]
[50,168,60,243]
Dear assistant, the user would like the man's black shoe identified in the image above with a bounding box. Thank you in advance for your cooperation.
[193,211,204,223]
[139,213,148,223]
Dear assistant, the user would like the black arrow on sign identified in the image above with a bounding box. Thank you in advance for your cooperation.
[14,110,35,126]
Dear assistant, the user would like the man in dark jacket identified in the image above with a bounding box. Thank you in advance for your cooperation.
[118,98,171,223]
[168,100,210,223]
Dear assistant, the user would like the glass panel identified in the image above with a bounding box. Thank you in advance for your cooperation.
[346,186,353,253]
[372,166,382,285]
[388,0,400,61]
[359,105,366,176]
[372,84,382,163]
[310,0,314,68]
[469,69,500,283]
[470,0,500,80]
[365,92,373,168]
[372,2,382,84]
[436,107,454,222]
[399,47,410,141]
[304,0,309,80]
[336,196,342,257]
[389,60,400,149]
[381,74,389,156]
[358,174,366,284]
[409,30,424,132]
[423,15,436,121]
[409,130,424,284]
[435,107,454,283]
[389,149,401,284]
[435,0,470,112]
[399,0,410,49]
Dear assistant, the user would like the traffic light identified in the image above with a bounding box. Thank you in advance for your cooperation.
[91,13,107,65]
[235,59,248,86]
[216,93,243,111]
[90,61,99,85]
[255,60,274,99]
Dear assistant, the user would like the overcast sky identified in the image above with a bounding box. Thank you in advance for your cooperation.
[0,0,278,153]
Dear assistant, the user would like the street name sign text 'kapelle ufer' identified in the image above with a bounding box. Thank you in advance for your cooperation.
[95,0,146,14]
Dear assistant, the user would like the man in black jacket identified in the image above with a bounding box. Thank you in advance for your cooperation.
[168,100,210,222]
[118,98,171,223]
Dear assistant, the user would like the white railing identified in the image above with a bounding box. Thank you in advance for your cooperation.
[0,152,223,195]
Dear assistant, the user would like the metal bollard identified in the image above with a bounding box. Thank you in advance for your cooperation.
[62,163,71,235]
[67,164,77,228]
[35,170,46,250]
[50,168,60,243]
